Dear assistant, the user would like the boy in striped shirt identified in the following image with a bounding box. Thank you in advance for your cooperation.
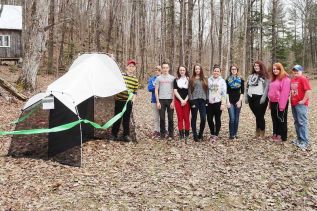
[111,60,139,142]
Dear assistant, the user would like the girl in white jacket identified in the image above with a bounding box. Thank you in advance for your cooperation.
[207,64,227,141]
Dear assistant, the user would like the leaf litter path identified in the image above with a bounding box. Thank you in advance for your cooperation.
[0,75,316,210]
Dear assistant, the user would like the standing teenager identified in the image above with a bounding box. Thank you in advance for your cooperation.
[148,66,162,137]
[226,64,244,139]
[112,59,139,142]
[290,65,312,150]
[174,66,190,139]
[188,64,208,142]
[245,60,270,139]
[155,62,175,139]
[207,64,227,141]
[268,63,291,142]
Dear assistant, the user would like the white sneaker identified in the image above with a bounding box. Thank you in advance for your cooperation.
[291,139,299,145]
[297,143,308,151]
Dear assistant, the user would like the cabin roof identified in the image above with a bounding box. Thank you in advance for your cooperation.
[0,5,22,30]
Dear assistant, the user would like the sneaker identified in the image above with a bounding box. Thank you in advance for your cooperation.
[123,135,132,142]
[229,136,235,140]
[234,136,239,139]
[152,131,160,138]
[291,139,299,145]
[210,135,217,143]
[297,143,308,151]
[274,135,282,143]
[271,134,277,141]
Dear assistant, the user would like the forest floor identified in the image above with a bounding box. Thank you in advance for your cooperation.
[0,66,316,210]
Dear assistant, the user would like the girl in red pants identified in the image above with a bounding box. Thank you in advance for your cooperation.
[173,66,190,139]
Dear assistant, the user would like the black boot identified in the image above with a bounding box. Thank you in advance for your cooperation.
[160,131,166,139]
[179,130,185,139]
[198,132,203,141]
[185,130,190,139]
[193,131,199,142]
[168,132,174,140]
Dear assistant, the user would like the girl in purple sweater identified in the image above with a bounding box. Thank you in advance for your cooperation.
[268,63,291,142]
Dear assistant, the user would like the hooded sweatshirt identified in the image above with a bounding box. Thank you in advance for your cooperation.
[268,76,291,111]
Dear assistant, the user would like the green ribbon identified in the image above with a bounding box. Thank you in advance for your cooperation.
[0,106,38,130]
[10,106,39,125]
[0,93,133,136]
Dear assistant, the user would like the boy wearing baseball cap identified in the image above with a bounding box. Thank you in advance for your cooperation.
[290,65,312,150]
[111,59,139,142]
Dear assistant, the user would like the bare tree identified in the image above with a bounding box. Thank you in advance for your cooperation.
[218,0,225,67]
[46,0,55,74]
[17,0,50,91]
[95,0,101,51]
[186,0,195,69]
[179,0,186,66]
[139,0,146,80]
[271,0,278,63]
[210,0,215,67]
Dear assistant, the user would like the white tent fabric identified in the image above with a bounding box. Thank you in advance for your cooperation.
[23,53,127,114]
[22,92,46,110]
[0,5,22,30]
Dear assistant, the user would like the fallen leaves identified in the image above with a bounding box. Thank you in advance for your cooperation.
[0,68,317,209]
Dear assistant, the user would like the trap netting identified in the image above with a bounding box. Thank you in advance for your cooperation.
[8,96,136,166]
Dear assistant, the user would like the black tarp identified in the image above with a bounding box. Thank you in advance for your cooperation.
[8,95,136,166]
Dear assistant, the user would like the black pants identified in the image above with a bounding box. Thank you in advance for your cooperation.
[270,101,288,141]
[207,102,222,136]
[248,94,268,130]
[111,100,133,137]
[159,99,174,136]
[190,99,207,137]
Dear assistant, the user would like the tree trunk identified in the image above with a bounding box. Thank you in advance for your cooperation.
[260,0,263,60]
[225,0,233,78]
[271,0,277,64]
[186,0,194,69]
[243,0,251,78]
[17,0,50,91]
[160,0,166,64]
[57,0,67,75]
[46,0,55,74]
[95,0,101,51]
[166,0,175,70]
[229,0,234,64]
[179,0,185,66]
[198,0,205,63]
[210,0,214,66]
[139,0,146,80]
[129,0,137,59]
[218,0,225,67]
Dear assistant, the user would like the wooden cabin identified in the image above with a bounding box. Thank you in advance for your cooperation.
[0,5,22,64]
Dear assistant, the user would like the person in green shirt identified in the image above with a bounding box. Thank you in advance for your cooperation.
[111,59,139,142]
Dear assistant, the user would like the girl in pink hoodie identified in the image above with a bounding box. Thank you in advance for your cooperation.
[268,63,291,142]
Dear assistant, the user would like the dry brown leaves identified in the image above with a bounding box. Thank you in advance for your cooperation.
[0,68,316,210]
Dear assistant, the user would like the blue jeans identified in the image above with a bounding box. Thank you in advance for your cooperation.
[291,104,309,145]
[228,104,241,137]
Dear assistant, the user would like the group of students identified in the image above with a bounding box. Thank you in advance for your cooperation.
[147,61,312,150]
[109,59,311,151]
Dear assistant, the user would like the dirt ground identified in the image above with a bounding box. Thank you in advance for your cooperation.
[0,67,316,210]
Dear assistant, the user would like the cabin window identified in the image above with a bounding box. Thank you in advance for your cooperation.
[0,35,10,47]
